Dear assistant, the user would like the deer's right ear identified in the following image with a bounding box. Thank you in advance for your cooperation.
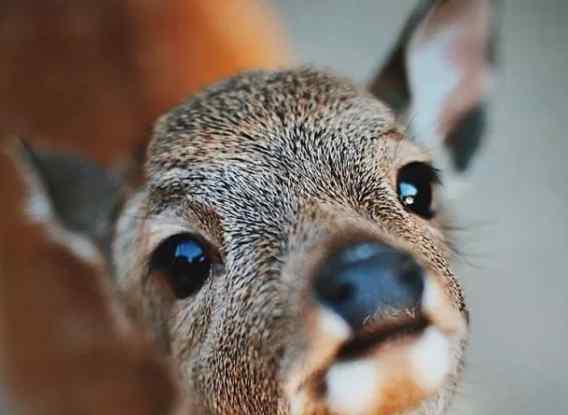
[370,0,500,175]
[9,140,124,263]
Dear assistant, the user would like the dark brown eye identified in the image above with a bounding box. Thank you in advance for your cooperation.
[397,162,440,219]
[150,234,212,299]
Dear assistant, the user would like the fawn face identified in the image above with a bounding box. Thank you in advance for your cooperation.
[12,1,497,414]
[112,69,468,415]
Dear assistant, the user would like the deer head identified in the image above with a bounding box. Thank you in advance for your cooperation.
[2,1,499,414]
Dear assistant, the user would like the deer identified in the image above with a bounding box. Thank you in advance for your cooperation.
[0,1,498,414]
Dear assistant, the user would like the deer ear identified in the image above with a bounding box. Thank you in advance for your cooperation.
[11,140,124,262]
[370,0,500,174]
[0,159,183,415]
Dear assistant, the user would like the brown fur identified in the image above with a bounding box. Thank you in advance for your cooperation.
[0,153,185,415]
[112,68,468,415]
[2,1,499,413]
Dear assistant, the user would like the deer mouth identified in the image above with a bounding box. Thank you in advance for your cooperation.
[285,278,466,415]
[335,313,430,361]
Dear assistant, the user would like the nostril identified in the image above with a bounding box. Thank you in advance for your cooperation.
[314,242,425,330]
[400,261,424,291]
[317,281,355,305]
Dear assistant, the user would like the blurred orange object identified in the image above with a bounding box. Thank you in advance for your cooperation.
[0,0,291,163]
[0,3,290,411]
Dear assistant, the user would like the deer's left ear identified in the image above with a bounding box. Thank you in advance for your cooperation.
[370,0,500,174]
[10,140,124,263]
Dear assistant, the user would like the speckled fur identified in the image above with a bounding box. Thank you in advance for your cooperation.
[112,68,468,415]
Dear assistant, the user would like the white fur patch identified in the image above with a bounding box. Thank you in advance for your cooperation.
[289,391,308,415]
[112,190,147,280]
[326,359,382,415]
[407,26,460,147]
[318,306,352,342]
[25,178,100,264]
[145,220,190,253]
[422,277,441,317]
[422,275,467,337]
[409,327,450,392]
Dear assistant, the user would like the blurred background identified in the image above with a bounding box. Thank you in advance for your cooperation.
[0,0,566,414]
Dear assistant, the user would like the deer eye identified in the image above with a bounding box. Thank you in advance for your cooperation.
[397,162,440,219]
[150,234,212,299]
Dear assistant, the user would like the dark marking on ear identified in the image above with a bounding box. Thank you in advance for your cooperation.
[370,0,502,113]
[18,141,124,259]
[368,1,432,113]
[445,104,487,172]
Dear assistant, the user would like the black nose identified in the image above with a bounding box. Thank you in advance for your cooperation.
[314,242,424,330]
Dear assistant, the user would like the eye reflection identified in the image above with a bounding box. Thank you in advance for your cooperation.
[399,182,418,207]
[175,240,207,264]
[396,162,439,219]
[150,234,212,299]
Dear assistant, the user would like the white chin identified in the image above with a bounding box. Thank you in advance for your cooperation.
[326,358,383,415]
[324,326,452,415]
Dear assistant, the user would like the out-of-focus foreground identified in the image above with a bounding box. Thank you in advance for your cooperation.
[0,1,289,413]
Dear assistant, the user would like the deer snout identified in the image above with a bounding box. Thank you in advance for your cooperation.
[314,241,424,331]
[284,237,467,415]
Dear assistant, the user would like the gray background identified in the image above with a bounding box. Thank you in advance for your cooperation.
[273,0,568,414]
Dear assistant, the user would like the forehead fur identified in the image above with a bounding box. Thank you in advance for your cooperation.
[146,69,404,220]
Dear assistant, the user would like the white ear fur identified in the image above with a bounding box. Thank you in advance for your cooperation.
[407,26,463,147]
[406,0,494,148]
[26,188,102,265]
